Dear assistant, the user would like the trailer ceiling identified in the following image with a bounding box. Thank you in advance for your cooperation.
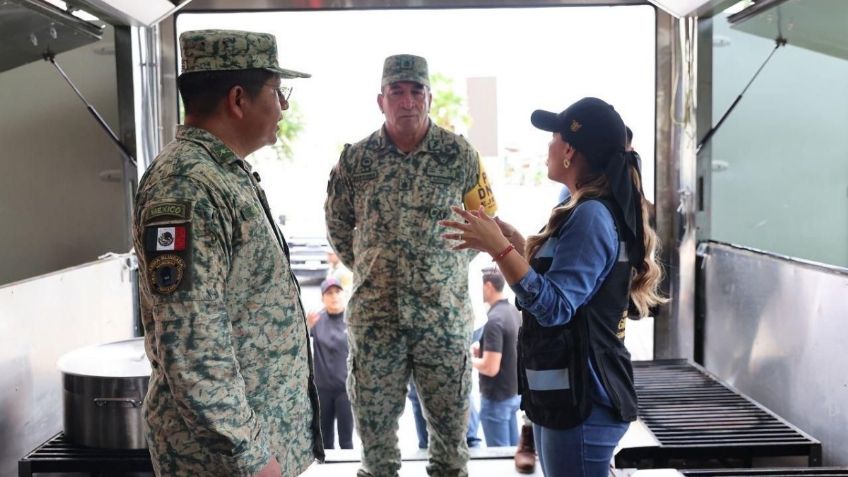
[0,0,103,73]
[183,0,734,18]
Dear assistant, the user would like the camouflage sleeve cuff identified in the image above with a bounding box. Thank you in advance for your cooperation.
[325,221,354,266]
[335,248,355,269]
[221,440,271,477]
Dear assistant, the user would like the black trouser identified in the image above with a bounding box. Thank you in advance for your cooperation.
[318,387,354,449]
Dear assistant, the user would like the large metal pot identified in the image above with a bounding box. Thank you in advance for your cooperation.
[57,338,150,449]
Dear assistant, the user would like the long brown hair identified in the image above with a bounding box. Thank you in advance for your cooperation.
[628,168,666,316]
[525,165,666,318]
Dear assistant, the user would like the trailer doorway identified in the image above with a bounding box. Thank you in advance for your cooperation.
[173,4,657,248]
[170,2,657,458]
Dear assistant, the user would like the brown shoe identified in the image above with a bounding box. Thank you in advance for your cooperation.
[514,424,536,474]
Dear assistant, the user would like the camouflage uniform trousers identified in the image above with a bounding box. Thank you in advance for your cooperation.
[347,313,472,477]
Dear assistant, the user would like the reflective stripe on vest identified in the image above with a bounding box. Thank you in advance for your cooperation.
[526,368,571,391]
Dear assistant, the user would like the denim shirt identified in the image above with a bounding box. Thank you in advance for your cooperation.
[512,200,618,325]
[510,199,619,406]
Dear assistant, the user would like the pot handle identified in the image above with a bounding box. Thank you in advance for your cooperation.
[93,397,142,408]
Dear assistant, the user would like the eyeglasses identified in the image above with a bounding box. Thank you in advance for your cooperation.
[270,84,293,103]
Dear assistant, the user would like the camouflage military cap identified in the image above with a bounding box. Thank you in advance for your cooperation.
[179,29,310,79]
[381,54,429,88]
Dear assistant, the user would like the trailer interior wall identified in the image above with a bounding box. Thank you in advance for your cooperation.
[700,242,848,466]
[0,255,136,477]
[0,24,129,286]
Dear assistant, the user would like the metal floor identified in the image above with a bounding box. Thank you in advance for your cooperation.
[302,448,545,476]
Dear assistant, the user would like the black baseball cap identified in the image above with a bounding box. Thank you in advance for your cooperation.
[531,97,645,269]
[531,97,626,168]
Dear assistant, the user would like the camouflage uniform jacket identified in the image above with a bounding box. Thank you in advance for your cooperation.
[325,122,479,329]
[133,126,322,477]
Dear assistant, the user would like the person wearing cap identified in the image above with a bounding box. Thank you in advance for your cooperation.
[133,29,321,477]
[326,250,354,303]
[557,125,634,204]
[324,54,498,476]
[440,97,666,476]
[306,278,354,450]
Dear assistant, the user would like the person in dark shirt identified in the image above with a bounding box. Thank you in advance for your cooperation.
[307,278,354,449]
[472,267,522,447]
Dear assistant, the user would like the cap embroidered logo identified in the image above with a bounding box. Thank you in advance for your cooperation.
[570,119,583,133]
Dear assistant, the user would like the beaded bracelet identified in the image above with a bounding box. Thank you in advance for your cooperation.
[492,244,515,262]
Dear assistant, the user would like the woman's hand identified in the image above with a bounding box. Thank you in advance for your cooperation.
[439,206,511,257]
[441,206,531,285]
[494,216,526,257]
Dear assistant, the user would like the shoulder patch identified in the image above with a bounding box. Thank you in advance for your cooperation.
[144,224,189,252]
[142,222,193,294]
[147,254,186,295]
[145,201,191,222]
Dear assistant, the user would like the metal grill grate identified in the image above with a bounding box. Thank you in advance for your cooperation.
[615,360,821,469]
[18,432,152,477]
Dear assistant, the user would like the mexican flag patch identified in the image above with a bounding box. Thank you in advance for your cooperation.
[145,225,187,252]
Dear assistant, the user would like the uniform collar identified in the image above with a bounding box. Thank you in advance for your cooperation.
[176,125,244,167]
[376,120,436,154]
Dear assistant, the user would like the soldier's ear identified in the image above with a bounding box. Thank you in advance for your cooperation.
[226,85,247,119]
[376,93,385,114]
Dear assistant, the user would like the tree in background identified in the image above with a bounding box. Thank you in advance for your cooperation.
[429,72,471,133]
[178,96,305,163]
[273,101,304,161]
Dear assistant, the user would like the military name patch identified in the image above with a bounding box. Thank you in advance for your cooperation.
[146,202,189,221]
[428,175,452,185]
[351,171,377,181]
[148,254,186,295]
[426,167,455,185]
[144,225,188,252]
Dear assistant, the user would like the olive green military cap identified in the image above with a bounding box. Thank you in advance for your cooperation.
[381,54,429,88]
[179,29,310,78]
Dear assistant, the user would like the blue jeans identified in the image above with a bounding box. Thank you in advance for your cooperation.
[480,395,521,446]
[408,382,429,449]
[532,404,629,477]
[408,379,481,449]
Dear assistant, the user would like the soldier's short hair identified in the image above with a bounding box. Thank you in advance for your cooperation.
[482,267,505,292]
[178,29,311,117]
[178,68,275,117]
